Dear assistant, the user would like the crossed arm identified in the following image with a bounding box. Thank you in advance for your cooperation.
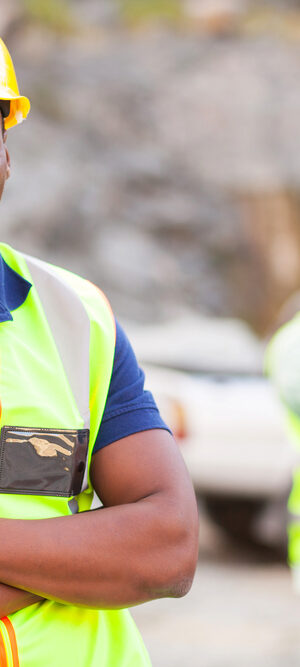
[0,430,199,617]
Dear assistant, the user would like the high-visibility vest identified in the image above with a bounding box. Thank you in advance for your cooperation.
[266,318,300,572]
[0,243,151,667]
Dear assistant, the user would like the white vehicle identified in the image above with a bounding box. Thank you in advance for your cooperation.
[127,315,295,549]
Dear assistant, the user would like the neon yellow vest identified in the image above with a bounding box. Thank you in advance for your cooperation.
[266,322,300,572]
[0,244,151,667]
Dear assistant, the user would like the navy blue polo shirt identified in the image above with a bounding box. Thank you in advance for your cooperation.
[0,253,170,454]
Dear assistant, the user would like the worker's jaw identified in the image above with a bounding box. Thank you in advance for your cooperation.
[0,133,10,200]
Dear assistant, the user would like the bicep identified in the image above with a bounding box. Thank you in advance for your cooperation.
[90,429,195,509]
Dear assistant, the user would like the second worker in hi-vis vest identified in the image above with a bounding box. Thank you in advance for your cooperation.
[0,38,198,666]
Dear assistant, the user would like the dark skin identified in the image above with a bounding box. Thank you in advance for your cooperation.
[0,119,199,616]
[0,122,10,199]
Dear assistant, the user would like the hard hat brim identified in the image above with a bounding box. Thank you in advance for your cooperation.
[0,86,30,130]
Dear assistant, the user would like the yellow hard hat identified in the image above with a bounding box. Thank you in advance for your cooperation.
[0,38,30,130]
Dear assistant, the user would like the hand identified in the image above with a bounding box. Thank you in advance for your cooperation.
[0,583,43,618]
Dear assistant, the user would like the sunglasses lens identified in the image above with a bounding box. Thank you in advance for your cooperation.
[0,101,10,118]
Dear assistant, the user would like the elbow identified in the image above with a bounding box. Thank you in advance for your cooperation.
[167,570,196,600]
[173,549,198,598]
[142,507,199,601]
[167,528,199,599]
[166,519,199,599]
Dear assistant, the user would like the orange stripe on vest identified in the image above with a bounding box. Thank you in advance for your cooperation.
[2,618,19,667]
[0,626,8,667]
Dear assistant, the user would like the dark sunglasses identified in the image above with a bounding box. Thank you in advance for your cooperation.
[0,101,10,119]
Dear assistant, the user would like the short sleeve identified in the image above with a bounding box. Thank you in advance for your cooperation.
[92,320,172,454]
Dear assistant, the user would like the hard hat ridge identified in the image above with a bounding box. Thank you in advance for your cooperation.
[0,38,30,130]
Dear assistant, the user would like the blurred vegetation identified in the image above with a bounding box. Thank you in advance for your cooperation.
[116,0,184,28]
[116,0,300,40]
[15,0,300,40]
[20,0,74,34]
[242,6,300,41]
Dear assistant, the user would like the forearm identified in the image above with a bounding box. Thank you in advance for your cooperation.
[0,583,43,618]
[0,494,195,609]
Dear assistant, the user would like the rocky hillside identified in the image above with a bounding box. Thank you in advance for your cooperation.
[1,0,300,333]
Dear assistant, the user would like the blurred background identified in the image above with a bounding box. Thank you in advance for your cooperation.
[2,0,300,664]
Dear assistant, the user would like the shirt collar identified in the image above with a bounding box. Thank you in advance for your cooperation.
[0,253,32,322]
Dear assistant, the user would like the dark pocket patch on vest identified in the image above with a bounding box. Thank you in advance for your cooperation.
[0,426,89,497]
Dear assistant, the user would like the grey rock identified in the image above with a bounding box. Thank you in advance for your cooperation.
[2,5,300,331]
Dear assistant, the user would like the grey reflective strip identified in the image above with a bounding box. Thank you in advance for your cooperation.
[68,498,79,514]
[24,254,90,492]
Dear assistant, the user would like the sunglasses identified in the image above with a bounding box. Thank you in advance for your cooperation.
[0,101,10,119]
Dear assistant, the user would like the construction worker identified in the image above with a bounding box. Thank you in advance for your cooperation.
[266,313,300,589]
[0,38,199,666]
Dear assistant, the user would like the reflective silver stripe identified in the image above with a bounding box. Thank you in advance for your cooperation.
[68,497,79,514]
[24,255,91,495]
[24,253,91,427]
[24,254,90,430]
